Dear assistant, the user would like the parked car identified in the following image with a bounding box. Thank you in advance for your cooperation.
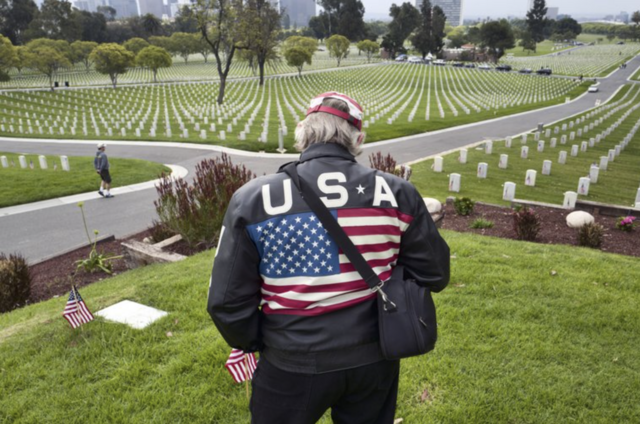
[433,59,446,66]
[496,64,512,72]
[464,63,476,68]
[616,41,625,45]
[588,84,600,93]
[395,54,408,62]
[408,56,423,64]
[537,68,553,75]
[478,64,491,70]
[519,68,532,74]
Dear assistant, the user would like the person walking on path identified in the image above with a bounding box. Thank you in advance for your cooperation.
[207,92,450,423]
[94,143,113,198]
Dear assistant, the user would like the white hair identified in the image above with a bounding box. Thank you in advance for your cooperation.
[294,98,365,156]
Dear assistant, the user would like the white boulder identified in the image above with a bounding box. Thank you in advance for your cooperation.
[566,211,595,228]
[423,198,442,214]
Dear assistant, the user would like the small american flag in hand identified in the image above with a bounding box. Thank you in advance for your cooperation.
[62,286,94,329]
[225,349,257,383]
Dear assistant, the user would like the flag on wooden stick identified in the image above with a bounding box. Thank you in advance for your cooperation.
[63,286,94,329]
[225,349,257,383]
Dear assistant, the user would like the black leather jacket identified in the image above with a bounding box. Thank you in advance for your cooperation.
[207,143,450,373]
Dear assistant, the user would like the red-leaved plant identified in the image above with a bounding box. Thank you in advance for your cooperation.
[368,152,412,181]
[154,154,255,249]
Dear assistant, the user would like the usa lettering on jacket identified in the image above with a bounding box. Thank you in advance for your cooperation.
[262,172,398,215]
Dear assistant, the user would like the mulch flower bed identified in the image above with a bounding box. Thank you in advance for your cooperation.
[22,202,639,309]
[440,202,639,258]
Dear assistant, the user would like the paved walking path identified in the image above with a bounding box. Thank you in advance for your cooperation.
[1,55,639,263]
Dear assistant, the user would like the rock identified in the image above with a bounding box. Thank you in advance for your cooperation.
[142,237,153,244]
[423,198,442,214]
[566,211,595,228]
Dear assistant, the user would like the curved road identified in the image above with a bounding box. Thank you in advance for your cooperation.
[1,55,639,263]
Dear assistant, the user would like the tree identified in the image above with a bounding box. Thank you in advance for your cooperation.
[25,0,81,42]
[90,43,134,88]
[356,39,379,63]
[552,17,581,41]
[411,1,446,58]
[380,2,420,59]
[25,39,71,90]
[282,36,317,76]
[326,34,350,66]
[0,35,17,82]
[74,10,108,43]
[525,0,548,52]
[447,27,467,49]
[136,45,171,83]
[195,36,210,63]
[244,0,280,86]
[149,36,174,54]
[284,47,312,77]
[170,32,199,64]
[0,0,38,45]
[480,19,515,63]
[141,13,162,37]
[315,0,367,41]
[194,0,249,104]
[123,37,149,55]
[308,16,329,40]
[71,40,97,71]
[97,6,116,22]
[174,5,199,33]
[519,31,536,55]
[13,45,28,74]
[364,20,388,39]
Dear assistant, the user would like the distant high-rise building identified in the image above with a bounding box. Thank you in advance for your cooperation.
[416,0,465,27]
[617,11,630,24]
[278,0,316,28]
[546,7,559,20]
[138,0,165,18]
[105,0,140,18]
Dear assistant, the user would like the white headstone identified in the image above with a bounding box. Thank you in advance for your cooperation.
[477,163,488,179]
[537,140,545,152]
[561,135,567,144]
[522,134,528,144]
[485,141,493,154]
[563,191,578,209]
[581,141,588,152]
[38,155,47,169]
[550,138,557,148]
[449,173,461,193]
[534,132,540,141]
[505,137,512,148]
[589,138,595,147]
[459,149,467,164]
[220,131,226,140]
[503,182,516,201]
[545,129,551,137]
[570,132,575,141]
[608,149,615,162]
[499,154,508,169]
[615,145,621,157]
[599,156,608,171]
[578,177,591,196]
[542,160,552,175]
[525,170,537,186]
[60,155,70,171]
[558,151,567,165]
[571,145,579,157]
[636,188,640,204]
[589,165,599,184]
[200,130,207,139]
[521,146,529,159]
[0,156,7,168]
[433,156,444,172]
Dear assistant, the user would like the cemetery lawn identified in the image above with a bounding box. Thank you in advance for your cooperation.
[1,231,639,423]
[505,40,571,57]
[0,152,170,208]
[410,84,640,208]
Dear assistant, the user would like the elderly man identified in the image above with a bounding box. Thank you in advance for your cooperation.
[207,92,450,424]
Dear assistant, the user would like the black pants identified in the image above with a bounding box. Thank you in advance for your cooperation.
[250,358,400,424]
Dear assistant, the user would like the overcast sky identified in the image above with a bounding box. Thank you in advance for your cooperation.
[359,0,639,19]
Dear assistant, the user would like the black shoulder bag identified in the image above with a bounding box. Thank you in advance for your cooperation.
[282,162,437,360]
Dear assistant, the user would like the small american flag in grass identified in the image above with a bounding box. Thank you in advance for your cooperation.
[225,349,257,383]
[63,286,94,329]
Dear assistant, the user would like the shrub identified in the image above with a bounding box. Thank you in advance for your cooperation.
[148,219,176,244]
[0,253,31,313]
[155,154,255,249]
[616,216,636,232]
[578,222,605,249]
[470,218,494,229]
[368,152,412,181]
[512,206,540,241]
[453,197,475,216]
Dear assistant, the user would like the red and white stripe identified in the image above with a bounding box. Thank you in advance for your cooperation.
[260,208,413,316]
[63,298,94,329]
[225,349,258,383]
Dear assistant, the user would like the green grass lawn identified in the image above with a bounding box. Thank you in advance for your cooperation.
[0,152,170,208]
[410,84,640,208]
[505,40,572,57]
[1,230,639,423]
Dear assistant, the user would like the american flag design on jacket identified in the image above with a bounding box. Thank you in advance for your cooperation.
[247,207,413,316]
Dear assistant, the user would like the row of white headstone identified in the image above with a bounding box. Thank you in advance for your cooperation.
[0,155,70,171]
